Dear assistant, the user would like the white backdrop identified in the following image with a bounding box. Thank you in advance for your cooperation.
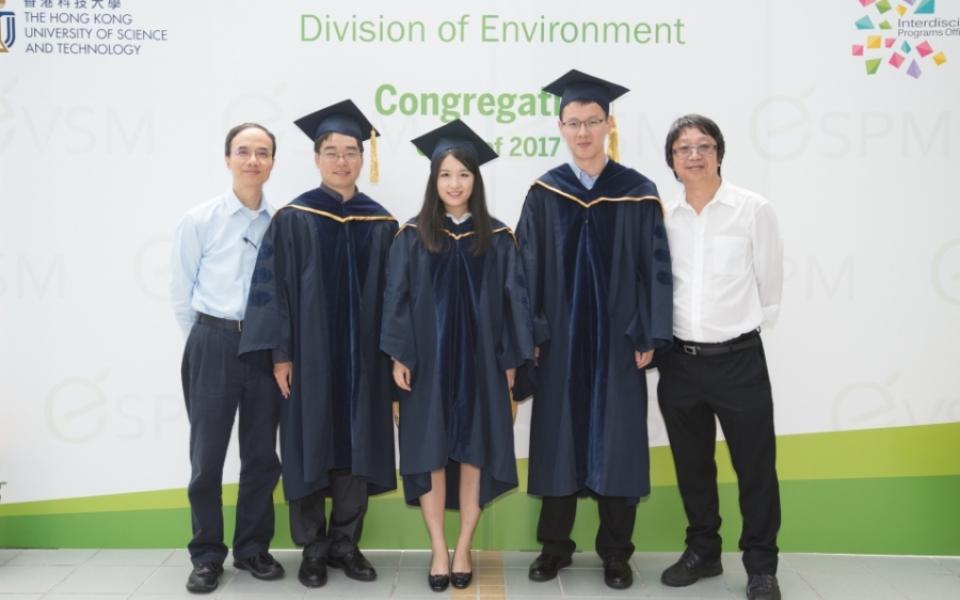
[1,0,959,505]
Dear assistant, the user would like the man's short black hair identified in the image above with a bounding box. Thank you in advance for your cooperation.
[664,114,725,180]
[224,123,277,158]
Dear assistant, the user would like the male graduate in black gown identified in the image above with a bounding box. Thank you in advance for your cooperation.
[517,70,673,590]
[238,100,397,589]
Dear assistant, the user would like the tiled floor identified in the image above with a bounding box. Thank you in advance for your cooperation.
[0,549,957,599]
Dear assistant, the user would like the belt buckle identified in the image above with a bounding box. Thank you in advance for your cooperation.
[682,344,699,356]
[237,320,243,333]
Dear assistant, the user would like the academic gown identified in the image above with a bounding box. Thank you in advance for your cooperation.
[238,187,398,501]
[380,216,534,508]
[516,161,673,501]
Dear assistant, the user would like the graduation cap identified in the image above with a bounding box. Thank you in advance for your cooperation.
[294,99,382,183]
[543,69,629,162]
[410,119,498,166]
[543,69,629,115]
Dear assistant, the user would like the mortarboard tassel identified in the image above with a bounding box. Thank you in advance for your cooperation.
[607,112,620,163]
[369,127,380,184]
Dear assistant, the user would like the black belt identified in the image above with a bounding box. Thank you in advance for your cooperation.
[197,313,243,332]
[673,330,761,357]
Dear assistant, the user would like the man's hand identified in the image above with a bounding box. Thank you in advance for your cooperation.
[393,360,412,391]
[274,361,293,398]
[635,350,654,369]
[505,367,516,390]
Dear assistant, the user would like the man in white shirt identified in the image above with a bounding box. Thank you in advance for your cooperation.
[170,123,283,594]
[657,115,783,600]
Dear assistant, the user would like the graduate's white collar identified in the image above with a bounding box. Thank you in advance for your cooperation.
[445,212,472,225]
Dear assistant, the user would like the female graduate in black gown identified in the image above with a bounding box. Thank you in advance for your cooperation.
[381,120,533,591]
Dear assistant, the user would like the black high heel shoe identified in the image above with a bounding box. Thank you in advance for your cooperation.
[428,572,450,592]
[450,551,473,589]
[450,570,472,589]
[428,551,450,592]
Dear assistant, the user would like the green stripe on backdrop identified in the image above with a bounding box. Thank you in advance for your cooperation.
[1,475,958,555]
[1,423,958,553]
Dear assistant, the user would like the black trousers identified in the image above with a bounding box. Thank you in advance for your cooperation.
[181,319,281,566]
[537,493,637,561]
[289,469,369,559]
[657,340,781,575]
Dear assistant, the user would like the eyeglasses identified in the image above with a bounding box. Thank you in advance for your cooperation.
[319,150,362,162]
[561,117,606,131]
[672,144,717,158]
[233,148,272,160]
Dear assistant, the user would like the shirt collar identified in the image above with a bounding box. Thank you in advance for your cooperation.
[670,178,735,213]
[567,157,608,182]
[446,211,472,225]
[225,189,273,216]
[321,182,359,203]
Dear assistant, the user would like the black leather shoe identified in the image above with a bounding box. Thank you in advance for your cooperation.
[327,549,377,582]
[186,563,223,594]
[747,574,781,600]
[528,553,572,582]
[428,572,450,592]
[661,548,723,587]
[297,557,327,588]
[451,570,472,589]
[233,552,285,580]
[603,557,633,590]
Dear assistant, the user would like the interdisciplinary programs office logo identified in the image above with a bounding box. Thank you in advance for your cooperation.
[851,0,955,78]
[0,0,15,53]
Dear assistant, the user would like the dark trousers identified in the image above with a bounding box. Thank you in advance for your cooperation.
[181,319,281,566]
[289,469,369,559]
[657,340,781,575]
[537,494,637,561]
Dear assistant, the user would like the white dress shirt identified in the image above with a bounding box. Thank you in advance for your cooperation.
[170,190,275,337]
[664,179,783,343]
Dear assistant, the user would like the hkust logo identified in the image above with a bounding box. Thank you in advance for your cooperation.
[852,0,956,78]
[0,0,15,53]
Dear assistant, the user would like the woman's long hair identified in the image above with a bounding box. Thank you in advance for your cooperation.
[415,147,493,256]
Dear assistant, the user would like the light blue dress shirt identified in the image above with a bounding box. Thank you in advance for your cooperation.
[568,158,608,191]
[170,190,275,337]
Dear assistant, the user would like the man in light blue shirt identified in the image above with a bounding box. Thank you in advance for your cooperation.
[567,157,607,190]
[170,123,284,594]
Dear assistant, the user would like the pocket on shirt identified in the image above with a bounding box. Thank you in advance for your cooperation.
[712,235,750,277]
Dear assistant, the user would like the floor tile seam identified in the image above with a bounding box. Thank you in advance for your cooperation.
[126,562,164,598]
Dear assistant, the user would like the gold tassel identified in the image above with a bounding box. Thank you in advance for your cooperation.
[607,112,620,163]
[369,128,380,184]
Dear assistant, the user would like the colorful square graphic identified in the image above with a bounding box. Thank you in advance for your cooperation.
[851,0,946,79]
